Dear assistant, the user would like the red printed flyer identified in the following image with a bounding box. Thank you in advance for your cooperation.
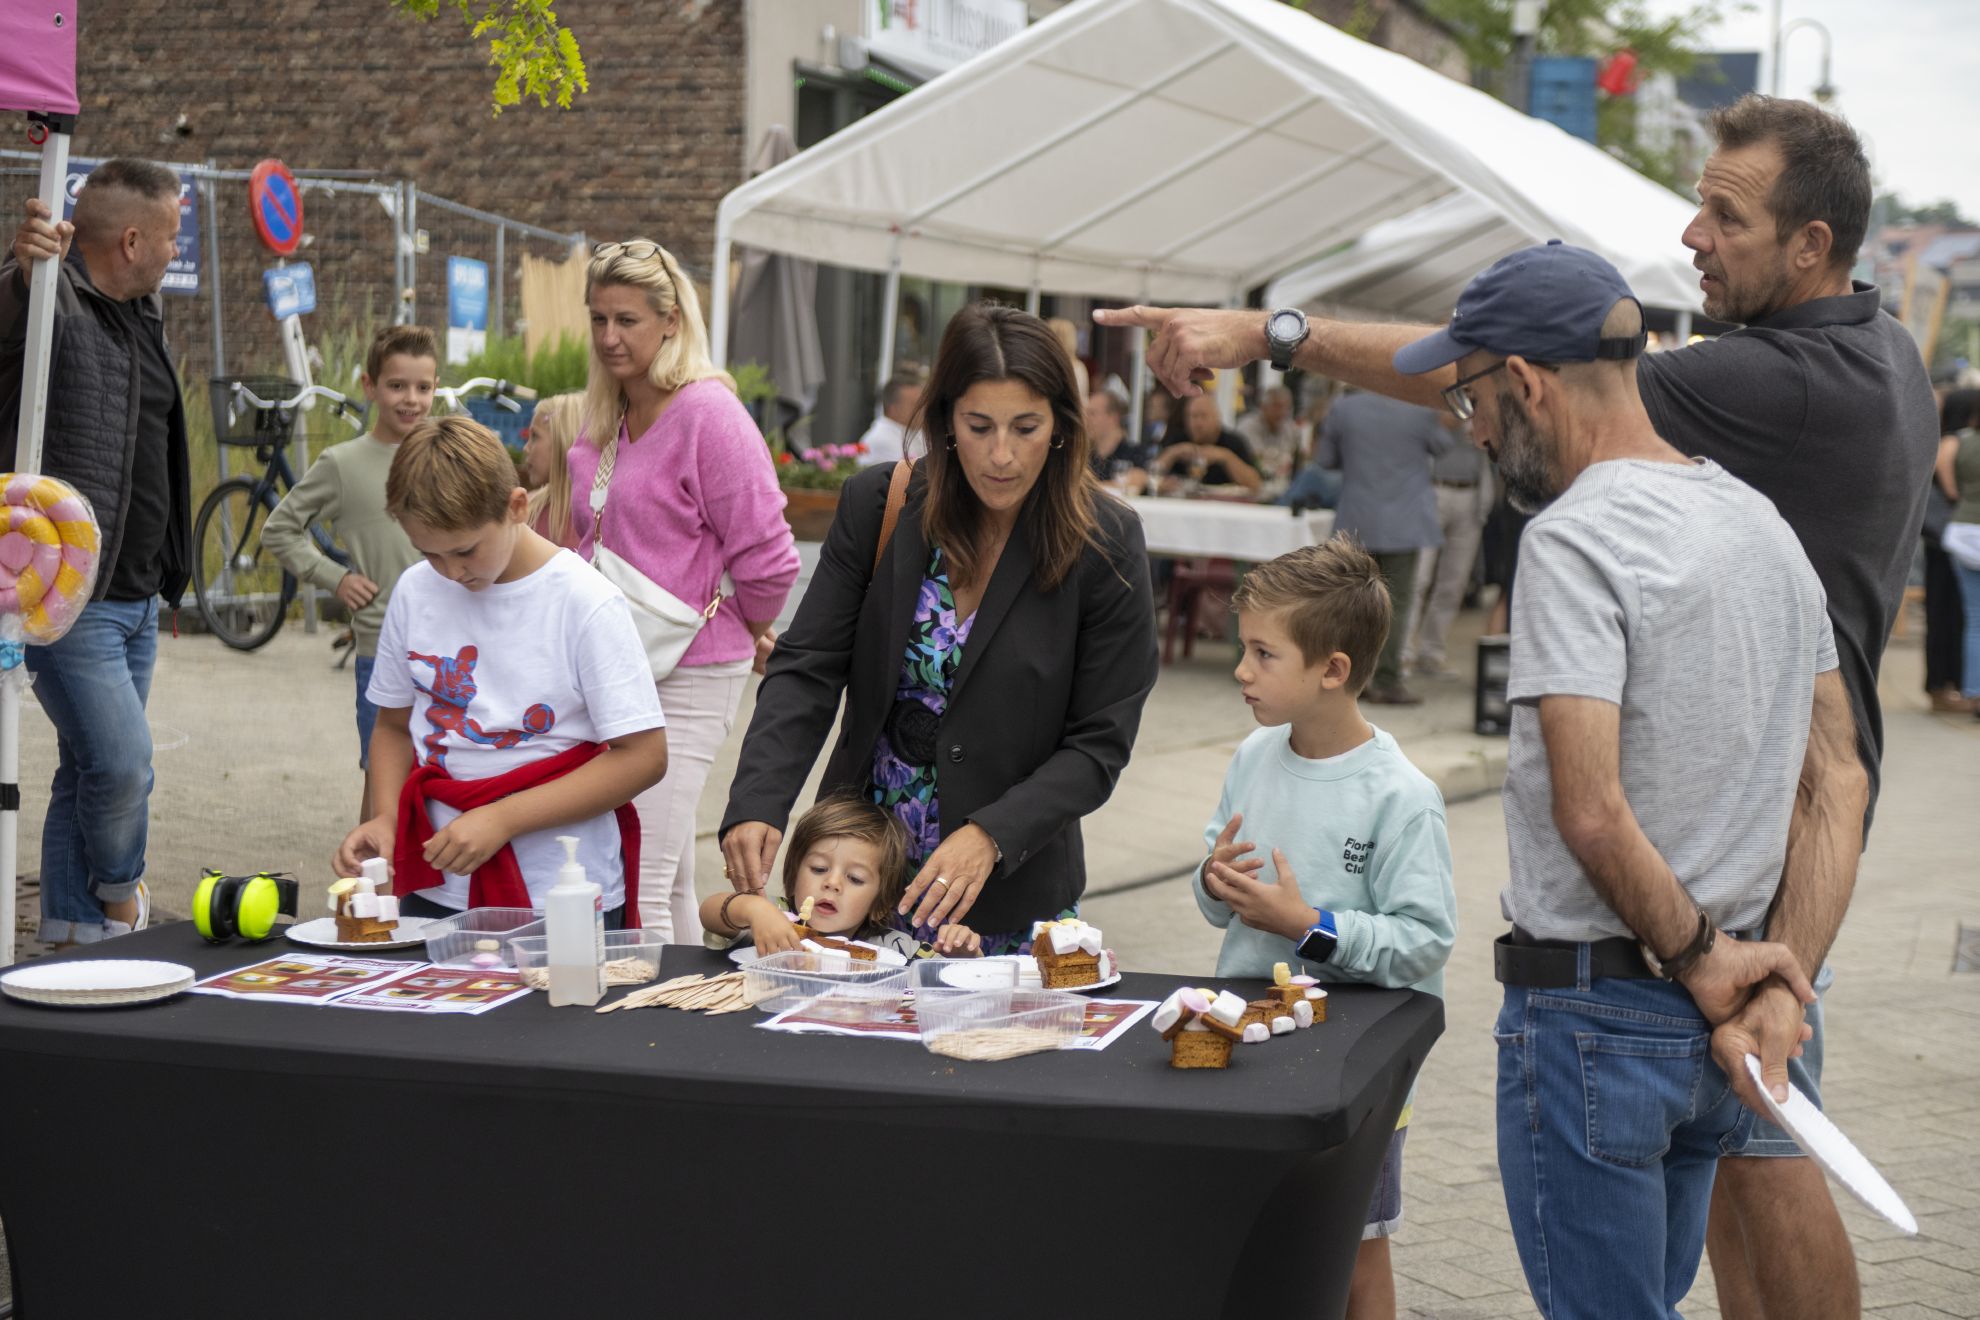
[329,965,532,1015]
[190,955,413,1004]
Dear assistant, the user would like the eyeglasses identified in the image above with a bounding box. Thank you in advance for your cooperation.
[593,240,664,262]
[1441,361,1506,421]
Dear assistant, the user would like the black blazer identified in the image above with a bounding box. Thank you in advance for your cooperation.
[722,463,1159,932]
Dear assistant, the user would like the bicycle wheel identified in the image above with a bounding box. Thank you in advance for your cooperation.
[192,477,296,650]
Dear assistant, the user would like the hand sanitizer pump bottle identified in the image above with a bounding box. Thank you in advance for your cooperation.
[544,834,605,1007]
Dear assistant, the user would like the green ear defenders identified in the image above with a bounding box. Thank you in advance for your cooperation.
[192,870,301,943]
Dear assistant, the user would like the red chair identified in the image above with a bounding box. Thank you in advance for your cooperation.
[1162,557,1237,664]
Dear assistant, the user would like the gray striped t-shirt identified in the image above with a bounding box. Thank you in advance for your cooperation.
[1501,457,1836,942]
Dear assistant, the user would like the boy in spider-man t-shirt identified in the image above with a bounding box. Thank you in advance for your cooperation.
[333,416,668,927]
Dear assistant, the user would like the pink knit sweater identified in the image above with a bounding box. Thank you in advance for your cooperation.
[569,378,800,668]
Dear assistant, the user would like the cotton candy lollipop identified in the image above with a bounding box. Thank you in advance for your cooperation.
[0,474,99,645]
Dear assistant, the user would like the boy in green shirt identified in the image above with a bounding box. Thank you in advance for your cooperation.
[1196,537,1456,1320]
[265,324,438,819]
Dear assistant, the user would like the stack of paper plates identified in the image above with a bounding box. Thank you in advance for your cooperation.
[0,959,196,1008]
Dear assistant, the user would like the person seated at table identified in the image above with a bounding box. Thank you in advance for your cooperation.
[332,417,670,928]
[720,301,1160,957]
[1195,537,1456,1320]
[701,796,983,959]
[1085,386,1152,494]
[1154,393,1262,494]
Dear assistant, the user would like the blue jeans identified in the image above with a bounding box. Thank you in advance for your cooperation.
[1496,971,1753,1320]
[24,596,159,943]
[1954,556,1980,698]
[354,655,377,770]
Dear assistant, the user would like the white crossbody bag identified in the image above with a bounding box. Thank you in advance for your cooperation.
[587,430,728,682]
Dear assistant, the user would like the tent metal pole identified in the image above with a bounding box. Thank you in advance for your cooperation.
[876,235,902,390]
[1128,275,1150,456]
[3,128,69,967]
[1026,264,1042,316]
[1215,285,1242,426]
[1673,309,1693,343]
[13,132,68,477]
[709,213,734,370]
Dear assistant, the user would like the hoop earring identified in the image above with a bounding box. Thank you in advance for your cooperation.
[1051,436,1065,450]
[947,438,957,451]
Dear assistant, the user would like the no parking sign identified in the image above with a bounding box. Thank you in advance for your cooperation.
[248,158,303,256]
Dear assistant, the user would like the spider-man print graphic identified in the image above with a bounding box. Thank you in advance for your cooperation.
[408,645,556,769]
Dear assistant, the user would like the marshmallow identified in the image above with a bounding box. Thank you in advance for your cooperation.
[1289,974,1319,989]
[1183,1017,1208,1032]
[1271,1016,1296,1035]
[1076,927,1103,956]
[350,893,380,919]
[1048,924,1081,956]
[354,874,376,896]
[796,896,815,924]
[1098,950,1116,980]
[470,952,503,969]
[1031,920,1049,938]
[474,939,500,953]
[328,877,355,897]
[1209,990,1248,1028]
[1242,1022,1271,1044]
[360,857,391,892]
[1151,994,1185,1037]
[1272,961,1291,986]
[1305,986,1327,999]
[1178,987,1211,1016]
[376,896,400,922]
[1293,999,1314,1029]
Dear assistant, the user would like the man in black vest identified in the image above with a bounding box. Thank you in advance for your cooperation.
[1,159,193,945]
[1100,96,1936,1320]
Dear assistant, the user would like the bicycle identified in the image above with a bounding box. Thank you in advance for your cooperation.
[191,379,365,651]
[191,378,536,651]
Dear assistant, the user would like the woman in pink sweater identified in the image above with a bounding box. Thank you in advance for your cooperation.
[569,239,800,943]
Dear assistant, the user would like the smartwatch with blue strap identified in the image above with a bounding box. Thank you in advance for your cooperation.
[1295,908,1338,965]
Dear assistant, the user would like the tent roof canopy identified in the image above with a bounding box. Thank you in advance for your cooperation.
[716,0,1705,313]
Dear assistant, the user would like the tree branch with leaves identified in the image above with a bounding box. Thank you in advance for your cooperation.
[391,0,589,113]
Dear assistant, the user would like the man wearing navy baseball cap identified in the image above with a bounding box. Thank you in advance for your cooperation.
[1396,242,1839,1319]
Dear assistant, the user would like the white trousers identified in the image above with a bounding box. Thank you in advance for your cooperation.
[1405,483,1488,669]
[633,659,750,943]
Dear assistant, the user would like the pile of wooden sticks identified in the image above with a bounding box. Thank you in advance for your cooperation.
[595,970,782,1015]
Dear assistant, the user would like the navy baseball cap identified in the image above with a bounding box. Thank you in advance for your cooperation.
[1393,240,1647,375]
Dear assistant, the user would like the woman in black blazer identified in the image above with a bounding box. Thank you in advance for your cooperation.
[721,304,1158,950]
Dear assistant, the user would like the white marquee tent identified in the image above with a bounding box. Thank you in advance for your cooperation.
[710,0,1705,399]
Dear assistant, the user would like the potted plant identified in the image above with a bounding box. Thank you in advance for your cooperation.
[733,361,865,541]
[775,442,866,540]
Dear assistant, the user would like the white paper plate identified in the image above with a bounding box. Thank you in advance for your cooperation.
[1,959,195,1008]
[1744,1055,1916,1235]
[284,916,432,952]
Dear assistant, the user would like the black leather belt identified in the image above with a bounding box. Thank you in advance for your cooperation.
[1493,927,1655,987]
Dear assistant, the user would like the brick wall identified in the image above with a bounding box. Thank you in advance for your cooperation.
[46,0,747,384]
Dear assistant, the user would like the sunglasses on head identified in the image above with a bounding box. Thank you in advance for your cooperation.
[594,240,664,262]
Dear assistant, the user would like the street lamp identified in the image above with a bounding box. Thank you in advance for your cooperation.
[1772,13,1837,104]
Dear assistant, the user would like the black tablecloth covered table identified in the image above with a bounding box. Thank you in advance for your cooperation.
[0,927,1442,1319]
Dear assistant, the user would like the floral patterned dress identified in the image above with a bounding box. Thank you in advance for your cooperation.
[868,548,1075,957]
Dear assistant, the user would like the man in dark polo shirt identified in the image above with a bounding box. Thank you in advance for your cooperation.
[1100,95,1935,1320]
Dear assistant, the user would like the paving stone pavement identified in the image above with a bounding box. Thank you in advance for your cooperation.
[6,600,1976,1316]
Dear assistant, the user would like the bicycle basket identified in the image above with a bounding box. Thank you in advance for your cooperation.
[209,376,304,447]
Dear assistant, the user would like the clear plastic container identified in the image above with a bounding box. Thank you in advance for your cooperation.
[508,930,664,990]
[421,907,544,967]
[741,949,910,1019]
[914,986,1086,1056]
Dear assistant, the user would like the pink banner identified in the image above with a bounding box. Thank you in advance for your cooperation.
[0,4,79,117]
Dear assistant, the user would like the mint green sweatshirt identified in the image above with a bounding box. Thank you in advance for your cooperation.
[262,434,421,659]
[1195,725,1456,998]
